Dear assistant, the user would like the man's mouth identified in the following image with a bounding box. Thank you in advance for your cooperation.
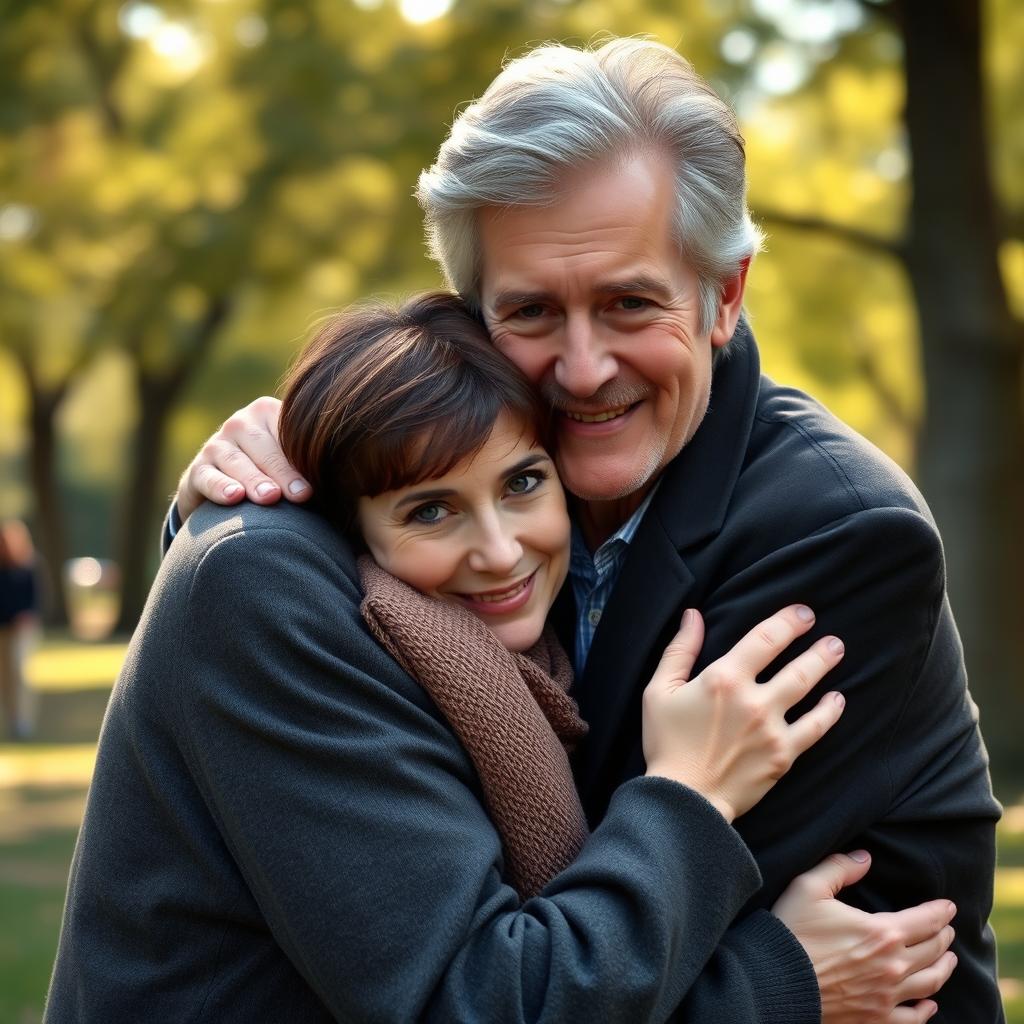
[563,403,635,423]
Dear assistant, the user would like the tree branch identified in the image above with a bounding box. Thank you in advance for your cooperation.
[755,207,908,262]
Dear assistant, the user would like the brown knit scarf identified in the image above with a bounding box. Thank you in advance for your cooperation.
[358,556,589,899]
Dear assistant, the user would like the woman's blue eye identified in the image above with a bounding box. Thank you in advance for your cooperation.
[412,504,447,524]
[507,472,542,495]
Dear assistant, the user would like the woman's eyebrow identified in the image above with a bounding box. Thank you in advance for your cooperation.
[502,453,551,477]
[392,487,457,512]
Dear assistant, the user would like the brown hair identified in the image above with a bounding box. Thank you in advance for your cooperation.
[279,291,552,534]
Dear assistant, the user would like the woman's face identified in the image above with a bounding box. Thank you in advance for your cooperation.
[357,411,571,652]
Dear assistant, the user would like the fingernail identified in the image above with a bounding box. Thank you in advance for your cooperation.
[224,484,242,498]
[947,901,957,919]
[256,482,276,497]
[828,636,844,655]
[833,692,845,708]
[795,604,814,622]
[289,480,309,495]
[849,849,870,862]
[682,608,695,626]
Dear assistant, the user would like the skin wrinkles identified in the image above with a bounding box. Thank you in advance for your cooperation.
[479,152,748,548]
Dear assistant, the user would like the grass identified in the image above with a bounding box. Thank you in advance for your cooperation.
[0,638,1019,1022]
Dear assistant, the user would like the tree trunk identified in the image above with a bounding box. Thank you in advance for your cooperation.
[112,372,174,634]
[899,0,1024,782]
[113,297,232,634]
[26,389,70,627]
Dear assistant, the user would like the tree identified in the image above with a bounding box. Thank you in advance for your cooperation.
[749,0,1024,778]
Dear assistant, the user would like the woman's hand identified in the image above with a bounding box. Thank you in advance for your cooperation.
[773,851,958,1023]
[175,397,310,523]
[642,605,845,822]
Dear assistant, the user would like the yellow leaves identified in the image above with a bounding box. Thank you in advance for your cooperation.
[824,65,903,130]
[999,241,1024,321]
[263,156,399,276]
[1,247,66,298]
[170,284,208,321]
[306,260,358,302]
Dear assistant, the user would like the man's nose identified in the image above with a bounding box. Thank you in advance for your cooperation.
[554,315,618,398]
[466,513,523,576]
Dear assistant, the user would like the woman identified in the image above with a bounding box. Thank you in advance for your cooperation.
[276,290,846,900]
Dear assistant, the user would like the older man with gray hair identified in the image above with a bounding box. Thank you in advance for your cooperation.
[50,38,1001,1023]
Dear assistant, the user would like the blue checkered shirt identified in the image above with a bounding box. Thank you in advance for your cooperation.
[569,483,661,673]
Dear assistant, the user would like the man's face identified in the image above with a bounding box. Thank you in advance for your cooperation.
[479,152,744,505]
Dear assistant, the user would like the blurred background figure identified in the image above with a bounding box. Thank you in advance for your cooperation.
[0,519,40,739]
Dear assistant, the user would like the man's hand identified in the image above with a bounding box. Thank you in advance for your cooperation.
[176,397,309,523]
[773,851,957,1023]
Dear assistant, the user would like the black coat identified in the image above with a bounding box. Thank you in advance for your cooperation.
[558,323,1003,1022]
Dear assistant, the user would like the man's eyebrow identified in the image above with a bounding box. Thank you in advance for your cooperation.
[595,276,674,301]
[489,289,554,311]
[489,277,673,310]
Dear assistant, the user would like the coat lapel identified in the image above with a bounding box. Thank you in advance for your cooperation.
[571,323,763,816]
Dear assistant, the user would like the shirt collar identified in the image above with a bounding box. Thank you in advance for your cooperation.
[570,478,662,577]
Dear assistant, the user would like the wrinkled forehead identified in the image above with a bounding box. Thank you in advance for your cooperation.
[477,153,680,295]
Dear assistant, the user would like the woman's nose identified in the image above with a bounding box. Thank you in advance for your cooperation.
[466,516,523,576]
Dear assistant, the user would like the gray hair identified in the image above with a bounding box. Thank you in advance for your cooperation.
[416,37,764,333]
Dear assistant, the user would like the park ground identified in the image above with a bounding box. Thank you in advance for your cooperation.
[0,639,1021,1023]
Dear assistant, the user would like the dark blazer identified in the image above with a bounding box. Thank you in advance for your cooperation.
[559,324,1003,1022]
[46,498,796,1023]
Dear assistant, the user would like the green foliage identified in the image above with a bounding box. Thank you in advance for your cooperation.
[0,0,1021,581]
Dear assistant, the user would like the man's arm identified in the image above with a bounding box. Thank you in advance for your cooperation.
[694,502,1002,1022]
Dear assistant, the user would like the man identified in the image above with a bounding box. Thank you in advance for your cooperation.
[49,39,1000,1022]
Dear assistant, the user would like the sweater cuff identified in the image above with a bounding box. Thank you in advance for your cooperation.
[727,910,821,1024]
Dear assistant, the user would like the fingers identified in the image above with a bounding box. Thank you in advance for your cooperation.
[219,402,310,504]
[719,604,818,678]
[190,464,246,507]
[785,688,846,754]
[768,633,845,709]
[197,439,285,507]
[888,1001,938,1024]
[886,899,958,947]
[896,943,957,1002]
[653,609,705,690]
[796,850,874,900]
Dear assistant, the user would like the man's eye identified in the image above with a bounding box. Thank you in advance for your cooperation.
[411,504,449,524]
[506,472,544,495]
[515,304,546,319]
[617,296,648,311]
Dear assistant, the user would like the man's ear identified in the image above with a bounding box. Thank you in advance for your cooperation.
[710,257,751,349]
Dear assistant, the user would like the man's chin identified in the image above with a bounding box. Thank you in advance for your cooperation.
[556,459,659,504]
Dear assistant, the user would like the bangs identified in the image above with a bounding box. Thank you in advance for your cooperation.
[354,380,544,498]
[279,290,553,535]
